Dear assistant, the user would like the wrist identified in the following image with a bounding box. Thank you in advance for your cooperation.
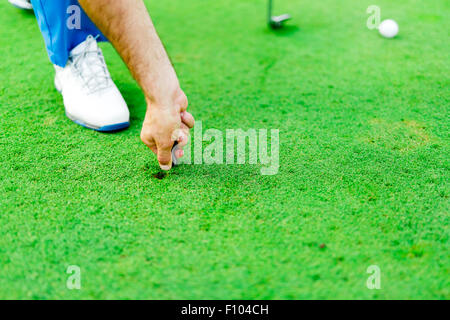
[145,86,185,110]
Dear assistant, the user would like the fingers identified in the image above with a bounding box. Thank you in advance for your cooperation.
[156,141,173,170]
[144,135,182,167]
[175,149,184,158]
[172,142,184,162]
[142,142,157,155]
[176,91,188,112]
[140,129,158,155]
[181,111,195,129]
[141,103,194,169]
[176,124,190,148]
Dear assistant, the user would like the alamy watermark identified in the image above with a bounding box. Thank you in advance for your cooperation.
[366,265,381,290]
[66,265,81,290]
[66,5,81,30]
[178,121,279,175]
[366,5,381,30]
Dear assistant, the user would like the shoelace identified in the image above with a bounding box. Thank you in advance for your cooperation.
[69,36,112,94]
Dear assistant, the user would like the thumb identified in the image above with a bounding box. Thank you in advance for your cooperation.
[157,141,174,171]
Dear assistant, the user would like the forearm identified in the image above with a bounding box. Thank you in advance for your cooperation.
[78,0,193,170]
[78,0,180,107]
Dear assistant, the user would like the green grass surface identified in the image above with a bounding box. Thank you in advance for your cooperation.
[0,0,449,299]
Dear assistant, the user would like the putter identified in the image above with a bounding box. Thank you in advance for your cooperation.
[268,0,291,29]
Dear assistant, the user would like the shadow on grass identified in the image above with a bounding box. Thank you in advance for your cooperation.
[13,7,35,18]
[267,25,300,37]
[117,82,146,130]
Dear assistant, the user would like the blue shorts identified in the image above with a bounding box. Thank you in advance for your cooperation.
[31,0,108,67]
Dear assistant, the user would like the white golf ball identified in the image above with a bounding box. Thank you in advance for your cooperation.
[378,19,399,38]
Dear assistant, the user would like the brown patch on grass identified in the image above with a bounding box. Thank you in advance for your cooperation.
[365,118,432,152]
[153,171,168,180]
[43,117,58,126]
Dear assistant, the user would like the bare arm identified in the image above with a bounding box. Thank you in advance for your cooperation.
[78,0,194,170]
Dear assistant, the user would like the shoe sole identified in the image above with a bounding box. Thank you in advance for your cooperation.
[56,77,129,133]
[66,111,130,132]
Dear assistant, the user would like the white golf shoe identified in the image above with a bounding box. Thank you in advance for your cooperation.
[54,36,130,132]
[8,0,33,10]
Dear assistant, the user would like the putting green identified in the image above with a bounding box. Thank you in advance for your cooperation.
[0,0,448,299]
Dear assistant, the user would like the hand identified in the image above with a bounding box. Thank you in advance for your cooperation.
[140,90,195,170]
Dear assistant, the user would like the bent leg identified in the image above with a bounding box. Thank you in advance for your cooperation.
[31,0,107,66]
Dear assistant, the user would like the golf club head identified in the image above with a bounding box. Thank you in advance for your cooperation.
[269,14,292,29]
